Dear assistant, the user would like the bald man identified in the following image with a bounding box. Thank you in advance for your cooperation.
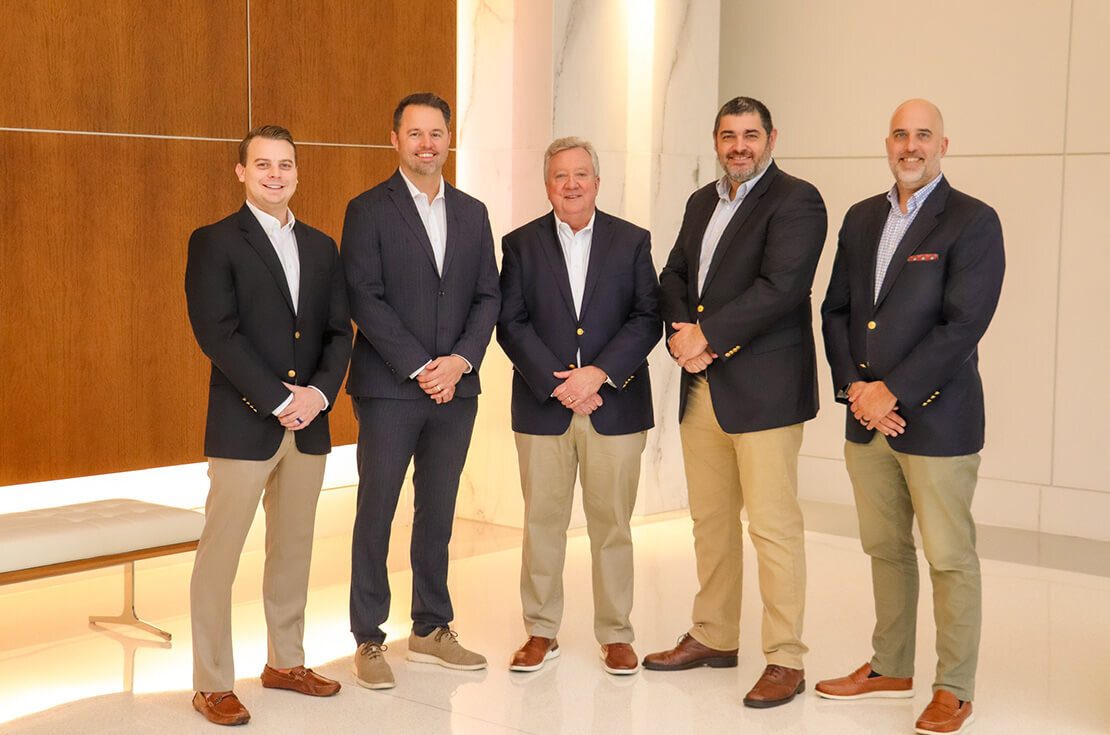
[816,99,1004,735]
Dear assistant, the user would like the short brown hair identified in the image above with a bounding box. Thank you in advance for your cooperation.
[392,92,452,132]
[238,125,296,165]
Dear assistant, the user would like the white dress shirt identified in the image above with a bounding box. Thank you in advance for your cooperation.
[554,212,614,387]
[243,201,327,415]
[697,161,772,295]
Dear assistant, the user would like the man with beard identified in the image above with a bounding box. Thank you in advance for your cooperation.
[816,99,1004,735]
[341,92,500,690]
[645,96,827,709]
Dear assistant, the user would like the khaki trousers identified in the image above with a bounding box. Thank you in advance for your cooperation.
[191,430,326,692]
[515,414,646,643]
[845,434,981,701]
[680,377,808,668]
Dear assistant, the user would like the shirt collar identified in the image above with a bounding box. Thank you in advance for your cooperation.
[399,169,445,203]
[716,158,773,203]
[886,173,944,214]
[245,199,295,235]
[553,210,596,240]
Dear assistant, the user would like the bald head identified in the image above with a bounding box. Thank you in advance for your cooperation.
[886,98,948,203]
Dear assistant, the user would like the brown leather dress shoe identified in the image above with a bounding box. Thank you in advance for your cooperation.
[260,664,341,696]
[915,689,974,734]
[642,633,738,671]
[742,664,805,708]
[600,643,640,675]
[192,691,250,726]
[509,636,560,672]
[815,662,913,700]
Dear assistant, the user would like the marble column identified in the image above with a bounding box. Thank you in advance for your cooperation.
[454,0,722,527]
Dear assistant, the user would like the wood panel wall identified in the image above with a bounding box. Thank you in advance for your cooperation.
[0,1,457,485]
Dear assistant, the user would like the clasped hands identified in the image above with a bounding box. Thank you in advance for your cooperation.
[417,355,468,404]
[279,382,324,430]
[669,322,718,373]
[552,365,607,416]
[848,380,906,437]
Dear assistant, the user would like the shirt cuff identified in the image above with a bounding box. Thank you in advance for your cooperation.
[271,393,293,416]
[409,359,432,380]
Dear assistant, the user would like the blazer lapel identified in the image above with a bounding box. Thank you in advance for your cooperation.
[685,186,719,307]
[874,178,950,309]
[863,200,889,310]
[537,213,577,316]
[701,163,779,296]
[292,220,318,316]
[441,183,460,279]
[238,205,295,314]
[386,171,440,276]
[579,211,609,317]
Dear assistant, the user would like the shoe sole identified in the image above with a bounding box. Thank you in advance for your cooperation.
[743,680,805,709]
[406,651,488,670]
[815,687,915,700]
[642,655,738,671]
[599,650,640,675]
[509,646,561,672]
[915,711,975,735]
[350,662,396,690]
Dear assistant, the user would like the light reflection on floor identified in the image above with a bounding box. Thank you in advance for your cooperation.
[1,490,1109,734]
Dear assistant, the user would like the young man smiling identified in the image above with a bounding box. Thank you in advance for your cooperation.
[185,125,352,725]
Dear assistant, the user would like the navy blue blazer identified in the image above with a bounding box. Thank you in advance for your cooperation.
[497,210,661,436]
[341,170,500,400]
[659,163,828,434]
[821,177,1005,456]
[185,205,353,460]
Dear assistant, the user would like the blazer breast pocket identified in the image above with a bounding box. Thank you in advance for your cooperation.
[907,253,940,263]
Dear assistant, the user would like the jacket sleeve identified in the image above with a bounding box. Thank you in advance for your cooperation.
[308,237,354,407]
[591,230,663,387]
[820,217,864,403]
[449,204,501,370]
[184,227,289,414]
[341,197,433,382]
[884,206,1005,408]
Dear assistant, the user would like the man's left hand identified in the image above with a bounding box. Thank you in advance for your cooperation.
[279,382,325,429]
[417,355,468,402]
[552,365,607,410]
[850,380,899,429]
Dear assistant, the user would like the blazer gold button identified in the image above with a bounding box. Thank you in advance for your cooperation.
[287,369,296,378]
[858,363,867,368]
[867,320,877,330]
[294,331,301,339]
[576,328,584,336]
[569,363,576,369]
[697,305,705,313]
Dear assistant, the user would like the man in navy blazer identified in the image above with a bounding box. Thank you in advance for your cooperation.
[816,100,1004,735]
[341,93,499,689]
[497,137,660,675]
[185,125,351,725]
[647,97,827,709]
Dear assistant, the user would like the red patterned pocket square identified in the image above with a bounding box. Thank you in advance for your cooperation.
[907,253,939,262]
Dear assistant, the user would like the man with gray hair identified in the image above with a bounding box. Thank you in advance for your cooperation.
[497,136,661,674]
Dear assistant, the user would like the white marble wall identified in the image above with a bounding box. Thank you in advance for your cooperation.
[720,0,1110,542]
[454,0,723,527]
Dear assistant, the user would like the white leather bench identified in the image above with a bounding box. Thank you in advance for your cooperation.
[0,498,206,640]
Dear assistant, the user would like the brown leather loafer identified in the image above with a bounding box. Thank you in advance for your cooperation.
[600,643,640,675]
[261,664,341,696]
[915,689,974,734]
[815,662,913,700]
[642,633,738,671]
[743,664,805,708]
[192,691,250,726]
[509,636,560,672]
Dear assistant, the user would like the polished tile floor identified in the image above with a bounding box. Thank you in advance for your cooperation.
[1,491,1108,734]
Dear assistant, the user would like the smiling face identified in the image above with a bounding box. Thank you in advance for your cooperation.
[391,103,451,181]
[715,112,776,191]
[545,146,600,231]
[236,137,297,221]
[886,99,948,196]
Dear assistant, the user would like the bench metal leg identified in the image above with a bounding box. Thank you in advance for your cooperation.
[89,561,172,641]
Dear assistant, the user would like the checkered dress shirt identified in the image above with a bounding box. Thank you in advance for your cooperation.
[873,173,943,303]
